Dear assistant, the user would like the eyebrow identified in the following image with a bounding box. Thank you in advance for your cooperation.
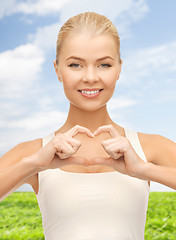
[66,56,114,61]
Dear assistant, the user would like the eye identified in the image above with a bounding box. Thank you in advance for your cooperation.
[100,63,112,68]
[68,63,80,68]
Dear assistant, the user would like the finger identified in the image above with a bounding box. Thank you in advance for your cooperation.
[59,141,75,155]
[62,156,89,167]
[109,140,129,156]
[53,155,89,167]
[66,137,82,152]
[89,157,113,167]
[56,152,69,159]
[101,141,125,159]
[56,137,83,159]
[101,136,123,147]
[89,156,127,174]
[66,125,94,138]
[67,137,82,147]
[101,144,118,159]
[93,125,120,138]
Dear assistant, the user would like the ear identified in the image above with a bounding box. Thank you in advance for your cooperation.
[53,60,62,82]
[117,59,123,80]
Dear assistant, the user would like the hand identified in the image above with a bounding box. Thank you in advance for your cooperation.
[89,125,147,178]
[31,125,94,171]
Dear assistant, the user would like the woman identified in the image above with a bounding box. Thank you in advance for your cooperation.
[0,11,176,240]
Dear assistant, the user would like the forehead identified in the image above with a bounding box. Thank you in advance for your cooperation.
[60,33,117,60]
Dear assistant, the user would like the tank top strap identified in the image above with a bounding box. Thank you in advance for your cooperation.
[36,132,55,196]
[42,132,55,147]
[124,128,147,163]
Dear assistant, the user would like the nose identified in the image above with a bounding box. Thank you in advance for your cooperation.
[82,66,99,83]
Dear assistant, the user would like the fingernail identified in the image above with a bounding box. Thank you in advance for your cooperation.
[91,133,94,137]
[93,130,98,135]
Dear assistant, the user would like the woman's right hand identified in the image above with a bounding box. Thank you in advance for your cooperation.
[29,125,94,172]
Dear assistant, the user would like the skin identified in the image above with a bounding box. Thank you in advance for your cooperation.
[53,32,123,134]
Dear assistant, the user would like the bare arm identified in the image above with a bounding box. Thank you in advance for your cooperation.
[0,157,39,201]
[137,133,176,190]
[139,162,176,190]
[0,139,42,202]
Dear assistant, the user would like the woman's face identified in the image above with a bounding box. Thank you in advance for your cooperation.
[54,32,122,111]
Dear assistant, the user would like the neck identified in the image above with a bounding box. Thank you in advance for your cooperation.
[61,103,114,133]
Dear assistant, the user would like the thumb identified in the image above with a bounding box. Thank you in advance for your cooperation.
[60,156,89,167]
[89,157,113,167]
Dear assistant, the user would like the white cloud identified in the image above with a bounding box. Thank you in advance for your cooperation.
[0,0,149,20]
[107,96,138,110]
[16,0,71,15]
[59,0,148,24]
[114,0,149,39]
[0,110,67,158]
[121,41,176,86]
[0,0,72,18]
[0,43,45,97]
[0,101,25,118]
[28,22,61,50]
[0,0,16,19]
[1,110,67,131]
[127,0,149,21]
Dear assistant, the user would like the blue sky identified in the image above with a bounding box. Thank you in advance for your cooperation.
[0,0,176,192]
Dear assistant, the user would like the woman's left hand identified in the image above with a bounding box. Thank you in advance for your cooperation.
[89,125,147,178]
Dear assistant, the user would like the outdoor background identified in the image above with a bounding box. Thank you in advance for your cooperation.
[0,0,176,192]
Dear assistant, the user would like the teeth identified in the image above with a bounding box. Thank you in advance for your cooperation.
[81,90,100,94]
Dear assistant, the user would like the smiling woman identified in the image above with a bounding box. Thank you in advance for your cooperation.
[53,30,122,113]
[0,11,176,240]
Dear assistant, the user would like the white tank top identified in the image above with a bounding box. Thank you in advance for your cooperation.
[36,128,150,240]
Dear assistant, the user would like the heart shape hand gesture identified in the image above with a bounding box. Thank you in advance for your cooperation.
[36,124,147,179]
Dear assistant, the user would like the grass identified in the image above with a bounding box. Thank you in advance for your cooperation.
[145,192,176,240]
[0,192,176,239]
[0,192,43,239]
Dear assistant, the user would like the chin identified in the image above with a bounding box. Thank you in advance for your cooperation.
[80,103,106,111]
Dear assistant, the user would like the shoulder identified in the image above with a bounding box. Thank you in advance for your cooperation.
[137,131,176,167]
[1,138,42,166]
[0,137,43,190]
[9,138,43,164]
[18,138,43,158]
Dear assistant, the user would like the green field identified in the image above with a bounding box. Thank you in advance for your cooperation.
[0,192,176,239]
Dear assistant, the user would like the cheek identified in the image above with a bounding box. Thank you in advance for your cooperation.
[60,71,77,89]
[60,72,80,101]
[102,71,118,89]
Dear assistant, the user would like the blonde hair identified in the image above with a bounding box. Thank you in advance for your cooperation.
[56,11,122,64]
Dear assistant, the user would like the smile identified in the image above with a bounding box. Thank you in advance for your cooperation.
[78,89,103,98]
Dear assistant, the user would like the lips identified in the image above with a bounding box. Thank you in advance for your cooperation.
[78,89,103,98]
[78,88,103,92]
